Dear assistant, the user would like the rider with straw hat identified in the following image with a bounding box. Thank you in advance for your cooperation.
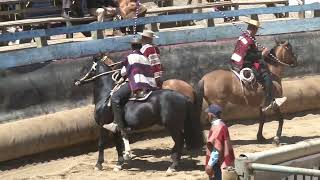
[230,18,287,112]
[103,37,157,134]
[140,30,164,88]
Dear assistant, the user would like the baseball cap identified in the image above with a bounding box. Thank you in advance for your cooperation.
[206,104,222,116]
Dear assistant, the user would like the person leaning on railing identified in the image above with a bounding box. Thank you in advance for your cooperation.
[87,0,119,23]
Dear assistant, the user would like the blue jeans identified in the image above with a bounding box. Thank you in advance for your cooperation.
[209,164,222,180]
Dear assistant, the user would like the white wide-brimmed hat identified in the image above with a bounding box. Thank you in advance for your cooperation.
[243,19,262,28]
[130,37,142,44]
[139,30,159,38]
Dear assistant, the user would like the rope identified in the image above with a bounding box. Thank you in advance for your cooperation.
[107,71,127,106]
[211,7,292,67]
[79,69,121,83]
[133,0,141,36]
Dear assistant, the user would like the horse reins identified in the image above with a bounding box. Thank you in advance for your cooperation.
[211,6,292,67]
[75,57,122,85]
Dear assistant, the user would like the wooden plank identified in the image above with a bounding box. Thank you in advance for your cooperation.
[298,0,305,19]
[1,17,320,69]
[146,0,288,14]
[232,0,288,5]
[1,4,319,43]
[34,36,48,47]
[0,7,60,16]
[146,2,233,14]
[0,16,96,27]
[0,0,50,4]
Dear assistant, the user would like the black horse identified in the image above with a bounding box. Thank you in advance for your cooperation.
[75,56,204,173]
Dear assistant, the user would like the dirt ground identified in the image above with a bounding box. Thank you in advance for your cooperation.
[1,111,320,180]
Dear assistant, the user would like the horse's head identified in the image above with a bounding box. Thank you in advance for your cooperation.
[74,54,115,86]
[271,40,298,67]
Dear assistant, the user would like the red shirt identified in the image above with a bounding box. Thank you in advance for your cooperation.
[141,44,163,87]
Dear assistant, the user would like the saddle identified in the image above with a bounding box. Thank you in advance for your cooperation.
[129,90,153,101]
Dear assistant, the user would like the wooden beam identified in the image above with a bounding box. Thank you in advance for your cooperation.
[232,0,288,5]
[146,0,288,14]
[146,2,233,14]
[0,7,60,16]
[1,17,320,69]
[0,4,319,43]
[0,16,96,27]
[315,10,320,17]
[298,0,305,19]
[34,36,48,48]
[0,0,51,4]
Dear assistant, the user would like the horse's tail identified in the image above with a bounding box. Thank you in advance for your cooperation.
[195,80,204,123]
[184,80,205,150]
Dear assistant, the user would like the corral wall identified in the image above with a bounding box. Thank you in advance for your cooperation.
[1,31,320,122]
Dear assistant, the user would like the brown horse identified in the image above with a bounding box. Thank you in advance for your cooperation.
[162,79,196,103]
[198,41,297,145]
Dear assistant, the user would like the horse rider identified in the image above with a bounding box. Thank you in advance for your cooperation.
[230,19,287,112]
[140,30,164,88]
[103,37,157,134]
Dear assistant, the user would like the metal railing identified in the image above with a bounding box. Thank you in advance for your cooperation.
[235,139,320,180]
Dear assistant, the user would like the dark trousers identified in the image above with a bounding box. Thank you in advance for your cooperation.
[251,64,274,105]
[110,83,131,129]
[62,0,71,9]
[208,164,222,180]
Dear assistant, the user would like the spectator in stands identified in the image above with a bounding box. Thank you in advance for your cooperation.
[62,0,88,18]
[87,0,119,23]
[205,104,235,180]
[62,0,72,18]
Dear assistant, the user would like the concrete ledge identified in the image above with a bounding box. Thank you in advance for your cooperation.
[1,76,320,162]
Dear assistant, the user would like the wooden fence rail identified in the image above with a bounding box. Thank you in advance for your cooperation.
[0,3,319,43]
[1,17,320,69]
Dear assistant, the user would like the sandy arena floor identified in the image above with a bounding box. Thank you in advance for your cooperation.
[0,110,320,180]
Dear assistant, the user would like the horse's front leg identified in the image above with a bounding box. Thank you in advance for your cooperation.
[167,129,184,174]
[122,134,132,161]
[257,107,267,142]
[273,106,284,145]
[95,127,108,171]
[113,131,125,171]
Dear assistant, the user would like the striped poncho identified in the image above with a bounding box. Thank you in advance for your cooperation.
[140,44,163,87]
[121,50,157,92]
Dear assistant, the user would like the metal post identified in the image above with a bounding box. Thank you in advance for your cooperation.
[249,163,320,177]
[235,156,252,180]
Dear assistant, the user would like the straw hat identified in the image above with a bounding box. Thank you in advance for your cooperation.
[130,37,142,44]
[139,30,159,38]
[243,19,261,28]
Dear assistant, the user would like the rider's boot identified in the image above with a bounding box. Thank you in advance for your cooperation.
[261,73,287,112]
[103,102,125,133]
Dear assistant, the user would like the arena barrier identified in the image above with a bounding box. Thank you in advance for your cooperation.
[2,31,320,123]
[0,75,320,162]
[1,4,320,162]
[235,138,320,179]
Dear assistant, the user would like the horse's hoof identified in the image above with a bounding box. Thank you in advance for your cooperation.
[166,167,177,176]
[273,136,280,146]
[113,164,123,172]
[123,152,132,161]
[94,164,103,171]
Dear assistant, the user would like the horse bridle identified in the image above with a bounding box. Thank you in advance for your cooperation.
[267,43,295,67]
[74,56,121,86]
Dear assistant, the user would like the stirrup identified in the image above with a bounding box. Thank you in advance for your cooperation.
[262,103,273,112]
[262,97,287,112]
[103,122,118,133]
[274,97,287,107]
